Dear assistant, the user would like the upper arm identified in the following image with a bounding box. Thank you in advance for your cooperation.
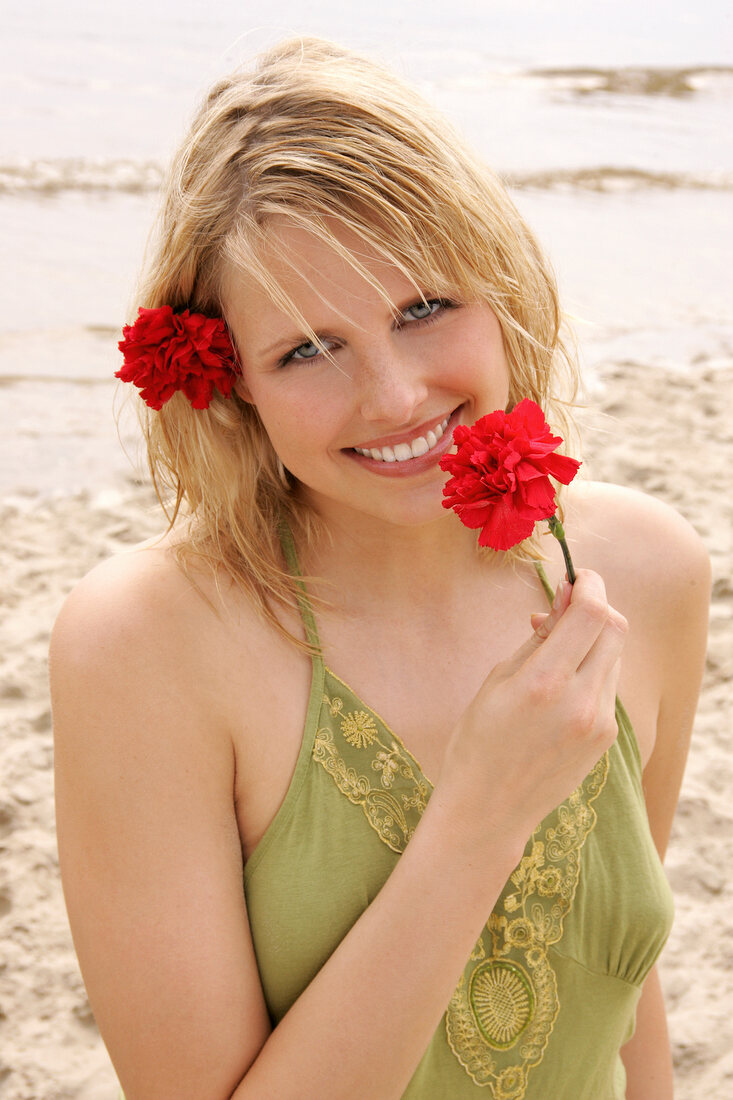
[51,555,271,1099]
[614,502,708,1098]
[641,507,711,859]
[572,482,711,859]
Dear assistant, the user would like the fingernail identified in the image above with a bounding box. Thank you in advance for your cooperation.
[552,581,565,610]
[532,614,549,638]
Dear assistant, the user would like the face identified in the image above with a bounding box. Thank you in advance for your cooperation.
[223,219,510,531]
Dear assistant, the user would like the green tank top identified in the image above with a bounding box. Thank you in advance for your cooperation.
[243,539,674,1099]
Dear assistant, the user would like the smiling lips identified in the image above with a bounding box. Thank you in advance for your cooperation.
[352,415,451,464]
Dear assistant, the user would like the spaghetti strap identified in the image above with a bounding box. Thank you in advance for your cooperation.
[278,520,323,660]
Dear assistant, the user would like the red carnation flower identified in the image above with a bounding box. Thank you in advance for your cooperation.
[116,305,239,410]
[439,399,581,552]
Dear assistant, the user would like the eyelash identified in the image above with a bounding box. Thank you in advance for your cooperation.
[277,297,457,367]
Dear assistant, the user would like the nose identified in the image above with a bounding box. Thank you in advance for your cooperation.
[356,343,429,425]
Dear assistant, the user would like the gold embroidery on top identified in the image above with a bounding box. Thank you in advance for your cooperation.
[340,710,378,748]
[323,694,344,718]
[469,959,535,1048]
[444,752,609,1095]
[312,677,609,1098]
[313,691,429,853]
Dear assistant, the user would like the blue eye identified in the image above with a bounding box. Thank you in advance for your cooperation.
[279,338,334,367]
[402,298,455,324]
[405,300,439,321]
[290,341,322,360]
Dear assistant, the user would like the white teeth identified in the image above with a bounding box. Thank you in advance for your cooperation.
[354,416,450,463]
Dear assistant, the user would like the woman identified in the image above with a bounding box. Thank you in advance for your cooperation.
[51,37,709,1100]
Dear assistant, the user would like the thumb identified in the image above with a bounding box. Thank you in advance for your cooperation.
[494,626,548,680]
[530,577,571,640]
[493,580,571,680]
[530,612,550,636]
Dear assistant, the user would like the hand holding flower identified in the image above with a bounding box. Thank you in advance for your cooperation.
[436,399,626,838]
[440,567,626,846]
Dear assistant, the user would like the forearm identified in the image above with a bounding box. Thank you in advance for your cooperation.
[233,788,525,1099]
[621,965,674,1100]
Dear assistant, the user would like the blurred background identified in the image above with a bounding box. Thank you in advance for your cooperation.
[2,0,732,497]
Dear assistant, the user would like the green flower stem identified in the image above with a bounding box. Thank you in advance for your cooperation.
[547,514,577,585]
[534,560,556,605]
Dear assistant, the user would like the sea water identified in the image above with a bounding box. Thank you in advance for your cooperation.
[1,0,731,495]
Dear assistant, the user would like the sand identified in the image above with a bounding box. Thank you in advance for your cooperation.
[1,360,731,1099]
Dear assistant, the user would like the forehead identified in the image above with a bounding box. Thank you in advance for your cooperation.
[221,217,420,336]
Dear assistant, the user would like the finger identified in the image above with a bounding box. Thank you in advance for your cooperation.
[494,576,577,682]
[577,608,628,685]
[531,578,572,639]
[584,651,623,753]
[497,580,572,680]
[561,610,627,752]
[495,629,546,678]
[530,570,612,674]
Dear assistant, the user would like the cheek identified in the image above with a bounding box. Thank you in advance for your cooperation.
[460,323,510,390]
[253,388,336,462]
[484,323,510,391]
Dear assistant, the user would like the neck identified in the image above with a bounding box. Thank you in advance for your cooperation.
[298,503,505,613]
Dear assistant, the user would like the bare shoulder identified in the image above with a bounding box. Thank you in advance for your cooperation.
[565,480,711,616]
[51,533,312,862]
[49,533,307,800]
[50,543,227,806]
[53,537,217,657]
[52,537,267,688]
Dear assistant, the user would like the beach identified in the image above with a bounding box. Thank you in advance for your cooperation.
[2,2,732,1095]
[1,358,731,1098]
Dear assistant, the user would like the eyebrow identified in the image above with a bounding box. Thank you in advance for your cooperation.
[254,290,435,360]
[257,331,330,359]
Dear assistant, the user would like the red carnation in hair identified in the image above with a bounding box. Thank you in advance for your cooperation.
[439,399,581,552]
[116,305,239,410]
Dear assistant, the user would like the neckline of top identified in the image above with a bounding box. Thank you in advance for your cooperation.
[277,521,558,788]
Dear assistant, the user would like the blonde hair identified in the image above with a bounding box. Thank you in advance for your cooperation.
[132,36,579,636]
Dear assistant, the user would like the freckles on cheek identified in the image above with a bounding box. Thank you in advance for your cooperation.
[265,402,325,456]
